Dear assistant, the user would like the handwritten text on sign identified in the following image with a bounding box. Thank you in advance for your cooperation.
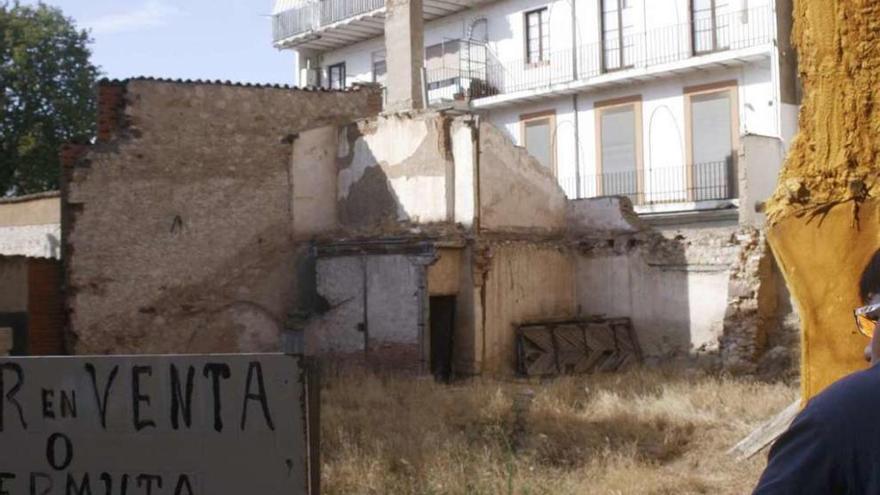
[0,354,308,495]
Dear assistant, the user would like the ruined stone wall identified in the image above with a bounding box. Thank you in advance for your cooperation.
[575,226,734,358]
[64,79,381,354]
[573,206,795,368]
[720,227,798,376]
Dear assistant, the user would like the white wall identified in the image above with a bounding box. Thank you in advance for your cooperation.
[492,66,775,192]
[484,60,779,198]
[576,251,731,357]
[304,0,785,203]
[311,0,776,79]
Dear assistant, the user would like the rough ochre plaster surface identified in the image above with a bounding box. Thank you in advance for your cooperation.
[65,80,379,354]
[478,122,567,232]
[478,242,575,373]
[763,2,880,399]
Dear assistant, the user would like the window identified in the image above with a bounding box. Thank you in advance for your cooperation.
[328,62,346,90]
[524,8,549,64]
[685,82,738,201]
[425,40,461,70]
[601,0,635,72]
[520,111,556,173]
[691,0,730,54]
[372,51,386,85]
[425,40,462,90]
[596,97,642,201]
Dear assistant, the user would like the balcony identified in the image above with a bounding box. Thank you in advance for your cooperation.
[557,160,737,210]
[273,0,492,51]
[424,5,775,106]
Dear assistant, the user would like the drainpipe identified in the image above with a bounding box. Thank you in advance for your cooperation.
[421,66,429,109]
[570,0,578,81]
[573,93,581,198]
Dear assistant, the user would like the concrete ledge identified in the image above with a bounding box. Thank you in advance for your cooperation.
[640,207,739,228]
[567,196,645,234]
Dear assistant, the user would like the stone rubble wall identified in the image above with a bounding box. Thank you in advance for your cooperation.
[63,79,381,355]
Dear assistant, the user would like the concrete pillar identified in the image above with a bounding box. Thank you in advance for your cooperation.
[384,0,425,111]
[296,48,321,87]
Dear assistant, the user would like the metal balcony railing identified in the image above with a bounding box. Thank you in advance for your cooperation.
[559,160,737,205]
[425,5,774,101]
[273,0,385,43]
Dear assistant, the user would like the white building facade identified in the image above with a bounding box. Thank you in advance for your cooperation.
[272,0,799,217]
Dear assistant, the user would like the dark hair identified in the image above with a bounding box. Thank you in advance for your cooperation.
[860,249,880,303]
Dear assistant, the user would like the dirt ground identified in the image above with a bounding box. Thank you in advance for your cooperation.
[320,366,797,494]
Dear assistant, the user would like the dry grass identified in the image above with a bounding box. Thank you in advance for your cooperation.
[320,366,797,495]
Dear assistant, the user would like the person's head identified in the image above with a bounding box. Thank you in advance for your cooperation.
[858,249,880,363]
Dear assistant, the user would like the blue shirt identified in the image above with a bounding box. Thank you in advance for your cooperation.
[754,365,880,494]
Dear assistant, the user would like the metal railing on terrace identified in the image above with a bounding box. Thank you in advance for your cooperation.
[425,5,774,101]
[273,0,385,42]
[558,160,737,205]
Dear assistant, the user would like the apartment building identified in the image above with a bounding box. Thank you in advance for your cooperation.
[272,0,799,220]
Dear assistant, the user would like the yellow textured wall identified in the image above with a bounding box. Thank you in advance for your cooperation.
[767,1,880,399]
[479,242,575,374]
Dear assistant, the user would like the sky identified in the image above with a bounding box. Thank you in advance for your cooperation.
[22,0,297,85]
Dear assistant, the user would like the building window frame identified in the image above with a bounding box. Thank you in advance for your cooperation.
[523,7,549,66]
[594,95,643,201]
[328,62,346,90]
[690,0,730,55]
[683,80,740,201]
[372,51,386,84]
[599,0,633,73]
[519,109,557,176]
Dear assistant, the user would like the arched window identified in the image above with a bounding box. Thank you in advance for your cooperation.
[468,18,488,42]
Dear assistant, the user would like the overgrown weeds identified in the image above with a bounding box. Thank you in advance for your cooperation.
[321,366,796,494]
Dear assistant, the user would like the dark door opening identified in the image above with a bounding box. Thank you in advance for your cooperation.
[429,296,456,382]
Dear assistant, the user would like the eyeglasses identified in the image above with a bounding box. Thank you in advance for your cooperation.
[855,302,880,338]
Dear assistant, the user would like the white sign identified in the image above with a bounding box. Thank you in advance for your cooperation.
[0,354,315,495]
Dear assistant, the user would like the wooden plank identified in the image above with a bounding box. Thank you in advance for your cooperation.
[727,399,801,460]
[516,318,641,377]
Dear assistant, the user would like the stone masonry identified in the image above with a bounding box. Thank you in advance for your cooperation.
[62,78,381,355]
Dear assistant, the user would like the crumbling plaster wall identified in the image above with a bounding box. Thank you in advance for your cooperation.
[336,112,454,231]
[64,79,380,354]
[576,226,737,357]
[291,126,341,238]
[478,121,567,233]
[306,254,426,370]
[568,197,761,360]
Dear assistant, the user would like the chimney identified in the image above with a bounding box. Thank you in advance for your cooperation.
[383,0,425,111]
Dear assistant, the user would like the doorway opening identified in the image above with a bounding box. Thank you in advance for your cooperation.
[429,296,456,382]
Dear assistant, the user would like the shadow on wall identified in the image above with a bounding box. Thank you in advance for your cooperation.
[336,122,410,228]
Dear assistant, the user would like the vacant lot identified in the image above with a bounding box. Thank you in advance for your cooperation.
[321,366,797,494]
